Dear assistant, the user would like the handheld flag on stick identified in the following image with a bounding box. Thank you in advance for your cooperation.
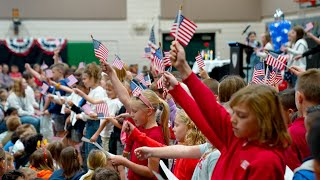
[41,63,48,70]
[81,103,93,115]
[195,53,205,69]
[96,103,109,119]
[91,35,109,62]
[81,137,114,157]
[65,75,78,87]
[45,69,53,78]
[305,22,314,32]
[40,83,49,95]
[265,53,287,71]
[112,55,124,70]
[130,81,143,97]
[251,62,265,84]
[153,48,164,73]
[148,25,158,53]
[170,12,197,46]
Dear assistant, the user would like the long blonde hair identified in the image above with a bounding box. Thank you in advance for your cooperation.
[130,89,170,145]
[230,84,291,149]
[82,150,107,180]
[12,78,26,97]
[176,109,206,146]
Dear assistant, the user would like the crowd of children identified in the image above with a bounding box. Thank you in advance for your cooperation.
[0,24,319,180]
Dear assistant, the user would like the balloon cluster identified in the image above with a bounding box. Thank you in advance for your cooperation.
[268,9,291,51]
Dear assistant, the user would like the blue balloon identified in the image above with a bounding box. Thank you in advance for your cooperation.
[269,20,291,51]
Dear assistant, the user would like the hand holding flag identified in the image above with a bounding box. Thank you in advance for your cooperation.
[304,22,314,32]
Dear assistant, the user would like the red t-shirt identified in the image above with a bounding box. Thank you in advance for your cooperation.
[285,117,310,170]
[128,126,165,180]
[9,72,22,79]
[169,73,286,180]
[173,158,199,180]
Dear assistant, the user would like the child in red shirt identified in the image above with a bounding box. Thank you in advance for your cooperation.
[285,69,320,170]
[163,41,291,180]
[9,65,22,79]
[101,61,170,180]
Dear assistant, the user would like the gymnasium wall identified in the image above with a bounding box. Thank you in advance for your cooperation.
[0,0,319,66]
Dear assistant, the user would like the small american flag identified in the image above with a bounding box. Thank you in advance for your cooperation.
[143,47,153,60]
[40,83,49,95]
[157,76,164,89]
[78,62,85,69]
[92,38,109,62]
[170,14,197,46]
[81,103,93,115]
[305,22,314,32]
[153,48,164,73]
[45,69,53,78]
[130,81,143,97]
[163,51,172,67]
[96,103,109,119]
[135,73,147,86]
[266,54,286,71]
[267,67,283,85]
[148,25,158,53]
[65,75,78,87]
[41,63,48,70]
[144,74,152,86]
[112,55,124,70]
[251,62,265,84]
[195,54,205,68]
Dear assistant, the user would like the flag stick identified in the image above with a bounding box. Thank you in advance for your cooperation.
[90,35,94,39]
[174,4,183,42]
[264,65,269,85]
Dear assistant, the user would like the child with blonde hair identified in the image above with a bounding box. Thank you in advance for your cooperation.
[100,60,170,180]
[134,109,206,179]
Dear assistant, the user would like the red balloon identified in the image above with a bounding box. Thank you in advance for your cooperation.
[278,81,288,91]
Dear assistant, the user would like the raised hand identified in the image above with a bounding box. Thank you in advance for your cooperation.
[170,41,192,79]
[99,60,115,76]
[134,147,153,160]
[289,66,305,76]
[122,121,135,135]
[163,72,179,90]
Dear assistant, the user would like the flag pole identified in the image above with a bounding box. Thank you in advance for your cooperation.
[174,3,183,42]
[264,65,269,85]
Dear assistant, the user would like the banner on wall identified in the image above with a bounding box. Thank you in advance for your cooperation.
[4,38,34,56]
[1,37,67,56]
[36,38,67,55]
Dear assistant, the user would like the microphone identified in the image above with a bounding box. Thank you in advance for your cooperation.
[241,25,251,35]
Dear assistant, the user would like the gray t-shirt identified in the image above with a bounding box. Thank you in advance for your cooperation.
[191,143,221,180]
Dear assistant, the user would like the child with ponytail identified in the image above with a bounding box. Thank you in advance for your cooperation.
[100,61,169,180]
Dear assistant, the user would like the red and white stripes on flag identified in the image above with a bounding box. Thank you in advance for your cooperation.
[112,55,124,70]
[66,75,78,87]
[163,51,172,67]
[170,14,197,46]
[266,54,287,71]
[92,39,109,62]
[195,54,205,68]
[96,103,109,118]
[135,73,147,86]
[40,83,49,95]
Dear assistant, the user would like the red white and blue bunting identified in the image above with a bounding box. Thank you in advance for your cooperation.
[36,38,67,55]
[4,38,34,56]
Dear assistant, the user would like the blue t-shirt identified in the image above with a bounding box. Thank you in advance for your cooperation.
[49,169,84,180]
[47,79,68,114]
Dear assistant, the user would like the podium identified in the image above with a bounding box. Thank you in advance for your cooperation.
[228,42,253,78]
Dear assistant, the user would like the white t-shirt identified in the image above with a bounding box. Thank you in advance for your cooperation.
[80,86,107,121]
[192,143,221,180]
[100,98,122,138]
